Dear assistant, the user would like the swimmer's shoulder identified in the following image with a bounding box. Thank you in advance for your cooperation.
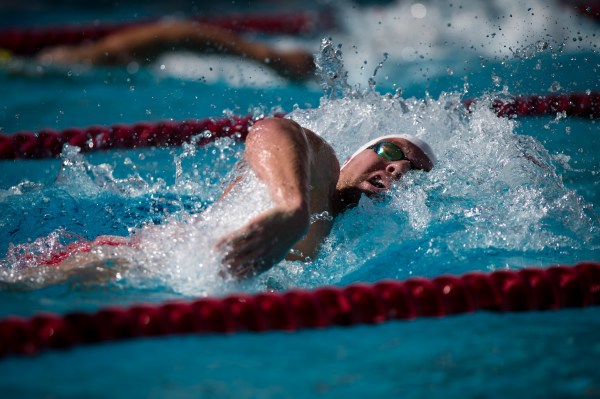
[301,126,340,196]
[302,127,339,166]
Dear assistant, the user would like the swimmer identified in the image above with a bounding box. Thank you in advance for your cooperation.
[214,118,436,277]
[36,20,315,81]
[10,117,435,287]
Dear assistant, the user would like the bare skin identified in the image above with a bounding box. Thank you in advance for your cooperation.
[37,20,315,81]
[216,118,340,277]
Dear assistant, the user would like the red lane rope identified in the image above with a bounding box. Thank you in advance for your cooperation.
[0,92,597,160]
[0,262,597,358]
[0,115,257,160]
[0,11,328,56]
[463,92,600,119]
[559,0,600,21]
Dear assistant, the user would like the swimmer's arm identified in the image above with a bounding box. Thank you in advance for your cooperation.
[40,21,263,65]
[216,118,314,277]
[102,21,277,64]
[37,21,314,79]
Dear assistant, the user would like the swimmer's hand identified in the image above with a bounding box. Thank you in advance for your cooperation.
[269,49,316,81]
[215,207,309,278]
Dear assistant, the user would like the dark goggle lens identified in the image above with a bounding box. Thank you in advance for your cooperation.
[370,142,407,162]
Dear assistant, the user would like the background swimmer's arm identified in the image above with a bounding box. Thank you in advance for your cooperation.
[37,20,314,80]
[39,21,261,65]
[216,118,314,277]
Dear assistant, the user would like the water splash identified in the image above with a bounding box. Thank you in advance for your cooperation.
[314,38,392,99]
[314,38,353,99]
[55,144,160,197]
[127,169,274,296]
[510,41,551,60]
[0,137,249,294]
[1,229,73,270]
[368,52,389,92]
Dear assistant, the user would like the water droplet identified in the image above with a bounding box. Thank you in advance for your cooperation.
[548,81,561,92]
[411,3,427,19]
[491,73,502,86]
[126,61,139,74]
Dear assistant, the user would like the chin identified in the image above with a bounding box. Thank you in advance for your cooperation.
[366,192,389,201]
[361,187,388,199]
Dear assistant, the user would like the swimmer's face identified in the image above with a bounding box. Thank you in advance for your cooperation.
[338,138,433,196]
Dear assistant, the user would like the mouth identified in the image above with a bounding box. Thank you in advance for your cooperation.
[367,175,389,191]
[369,176,386,189]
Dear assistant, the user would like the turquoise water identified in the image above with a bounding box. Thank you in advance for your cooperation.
[1,1,599,398]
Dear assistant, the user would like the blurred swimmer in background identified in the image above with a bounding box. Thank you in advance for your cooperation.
[37,19,315,81]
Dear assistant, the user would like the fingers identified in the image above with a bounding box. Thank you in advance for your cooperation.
[215,228,256,263]
[217,238,267,278]
[226,259,265,279]
[215,226,275,278]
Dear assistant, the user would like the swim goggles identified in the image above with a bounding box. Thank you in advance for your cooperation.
[367,141,419,169]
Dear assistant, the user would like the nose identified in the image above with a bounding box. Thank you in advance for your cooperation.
[386,160,411,179]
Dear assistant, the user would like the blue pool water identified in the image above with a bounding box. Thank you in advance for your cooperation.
[0,1,599,398]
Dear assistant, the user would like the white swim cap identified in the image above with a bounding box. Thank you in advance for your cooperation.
[341,134,437,169]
